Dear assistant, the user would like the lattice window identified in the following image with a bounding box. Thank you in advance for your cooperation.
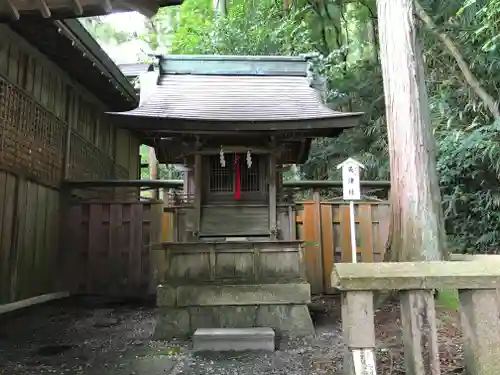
[240,155,260,192]
[209,154,233,192]
[208,154,261,193]
[0,73,66,186]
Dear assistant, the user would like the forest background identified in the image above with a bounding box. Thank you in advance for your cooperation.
[82,0,500,254]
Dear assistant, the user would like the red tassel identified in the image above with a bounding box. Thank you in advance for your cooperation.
[234,153,241,199]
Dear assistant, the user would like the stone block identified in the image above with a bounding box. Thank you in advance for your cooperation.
[192,328,275,352]
[331,261,500,291]
[177,283,311,307]
[153,308,190,340]
[157,284,177,307]
[256,305,314,337]
[190,306,257,330]
[459,289,500,375]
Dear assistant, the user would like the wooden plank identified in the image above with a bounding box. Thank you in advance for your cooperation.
[359,205,374,262]
[140,204,152,292]
[109,204,123,295]
[339,204,352,262]
[20,180,37,299]
[88,204,102,294]
[7,43,18,84]
[320,203,335,294]
[0,173,16,301]
[0,38,8,75]
[269,153,277,239]
[149,203,163,293]
[65,204,83,293]
[162,211,171,242]
[378,204,390,259]
[302,200,322,294]
[34,185,47,295]
[44,189,57,292]
[10,178,26,302]
[0,172,7,303]
[0,292,69,315]
[131,204,144,293]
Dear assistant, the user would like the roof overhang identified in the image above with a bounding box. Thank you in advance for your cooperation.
[7,18,137,111]
[149,136,313,164]
[108,115,362,136]
[0,0,183,21]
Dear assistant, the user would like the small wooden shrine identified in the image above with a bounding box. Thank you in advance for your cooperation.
[109,55,362,338]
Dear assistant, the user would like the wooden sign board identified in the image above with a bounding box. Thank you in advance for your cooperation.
[337,157,364,201]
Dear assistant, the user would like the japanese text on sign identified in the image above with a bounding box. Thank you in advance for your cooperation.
[342,164,360,200]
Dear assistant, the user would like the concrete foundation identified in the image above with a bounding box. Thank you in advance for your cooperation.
[154,283,314,339]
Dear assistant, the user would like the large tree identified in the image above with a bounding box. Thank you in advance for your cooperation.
[377,0,447,261]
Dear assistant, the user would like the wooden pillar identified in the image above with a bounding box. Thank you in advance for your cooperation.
[149,147,159,199]
[193,152,202,239]
[269,152,277,239]
[399,290,440,375]
[341,291,377,375]
[459,289,500,375]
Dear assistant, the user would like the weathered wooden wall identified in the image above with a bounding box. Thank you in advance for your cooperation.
[0,171,60,304]
[297,200,390,295]
[0,25,141,303]
[64,201,163,296]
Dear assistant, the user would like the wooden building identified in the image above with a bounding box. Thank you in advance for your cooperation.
[0,0,182,20]
[109,55,363,337]
[0,17,160,305]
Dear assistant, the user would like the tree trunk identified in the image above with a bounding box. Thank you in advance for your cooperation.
[377,0,447,262]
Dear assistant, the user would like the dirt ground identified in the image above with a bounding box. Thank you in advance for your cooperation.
[0,295,464,375]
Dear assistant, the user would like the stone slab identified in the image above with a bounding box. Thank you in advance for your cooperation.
[175,283,311,307]
[331,261,500,291]
[132,355,178,375]
[192,327,275,352]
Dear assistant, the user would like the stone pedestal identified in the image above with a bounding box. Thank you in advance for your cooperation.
[152,240,314,339]
[154,282,314,339]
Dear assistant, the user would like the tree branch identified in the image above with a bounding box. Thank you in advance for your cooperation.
[414,0,500,120]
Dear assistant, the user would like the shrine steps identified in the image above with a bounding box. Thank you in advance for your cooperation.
[192,327,275,352]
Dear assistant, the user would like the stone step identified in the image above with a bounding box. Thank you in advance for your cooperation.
[192,327,275,352]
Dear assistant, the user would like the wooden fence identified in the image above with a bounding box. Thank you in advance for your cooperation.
[298,200,390,294]
[63,201,163,296]
[0,171,60,304]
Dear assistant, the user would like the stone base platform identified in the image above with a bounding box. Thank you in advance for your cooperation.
[154,283,314,339]
[192,328,275,352]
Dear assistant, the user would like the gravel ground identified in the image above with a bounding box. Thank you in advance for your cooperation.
[0,295,464,375]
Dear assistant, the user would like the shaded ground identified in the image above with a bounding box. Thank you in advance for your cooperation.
[0,295,464,375]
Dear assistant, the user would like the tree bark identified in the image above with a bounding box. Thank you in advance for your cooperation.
[414,1,500,121]
[377,0,447,262]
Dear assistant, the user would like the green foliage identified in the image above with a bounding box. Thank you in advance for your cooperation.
[170,0,314,55]
[82,0,500,254]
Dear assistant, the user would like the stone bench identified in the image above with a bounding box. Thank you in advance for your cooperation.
[331,260,500,375]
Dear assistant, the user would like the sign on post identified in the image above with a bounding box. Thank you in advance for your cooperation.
[337,157,365,263]
[352,349,377,375]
